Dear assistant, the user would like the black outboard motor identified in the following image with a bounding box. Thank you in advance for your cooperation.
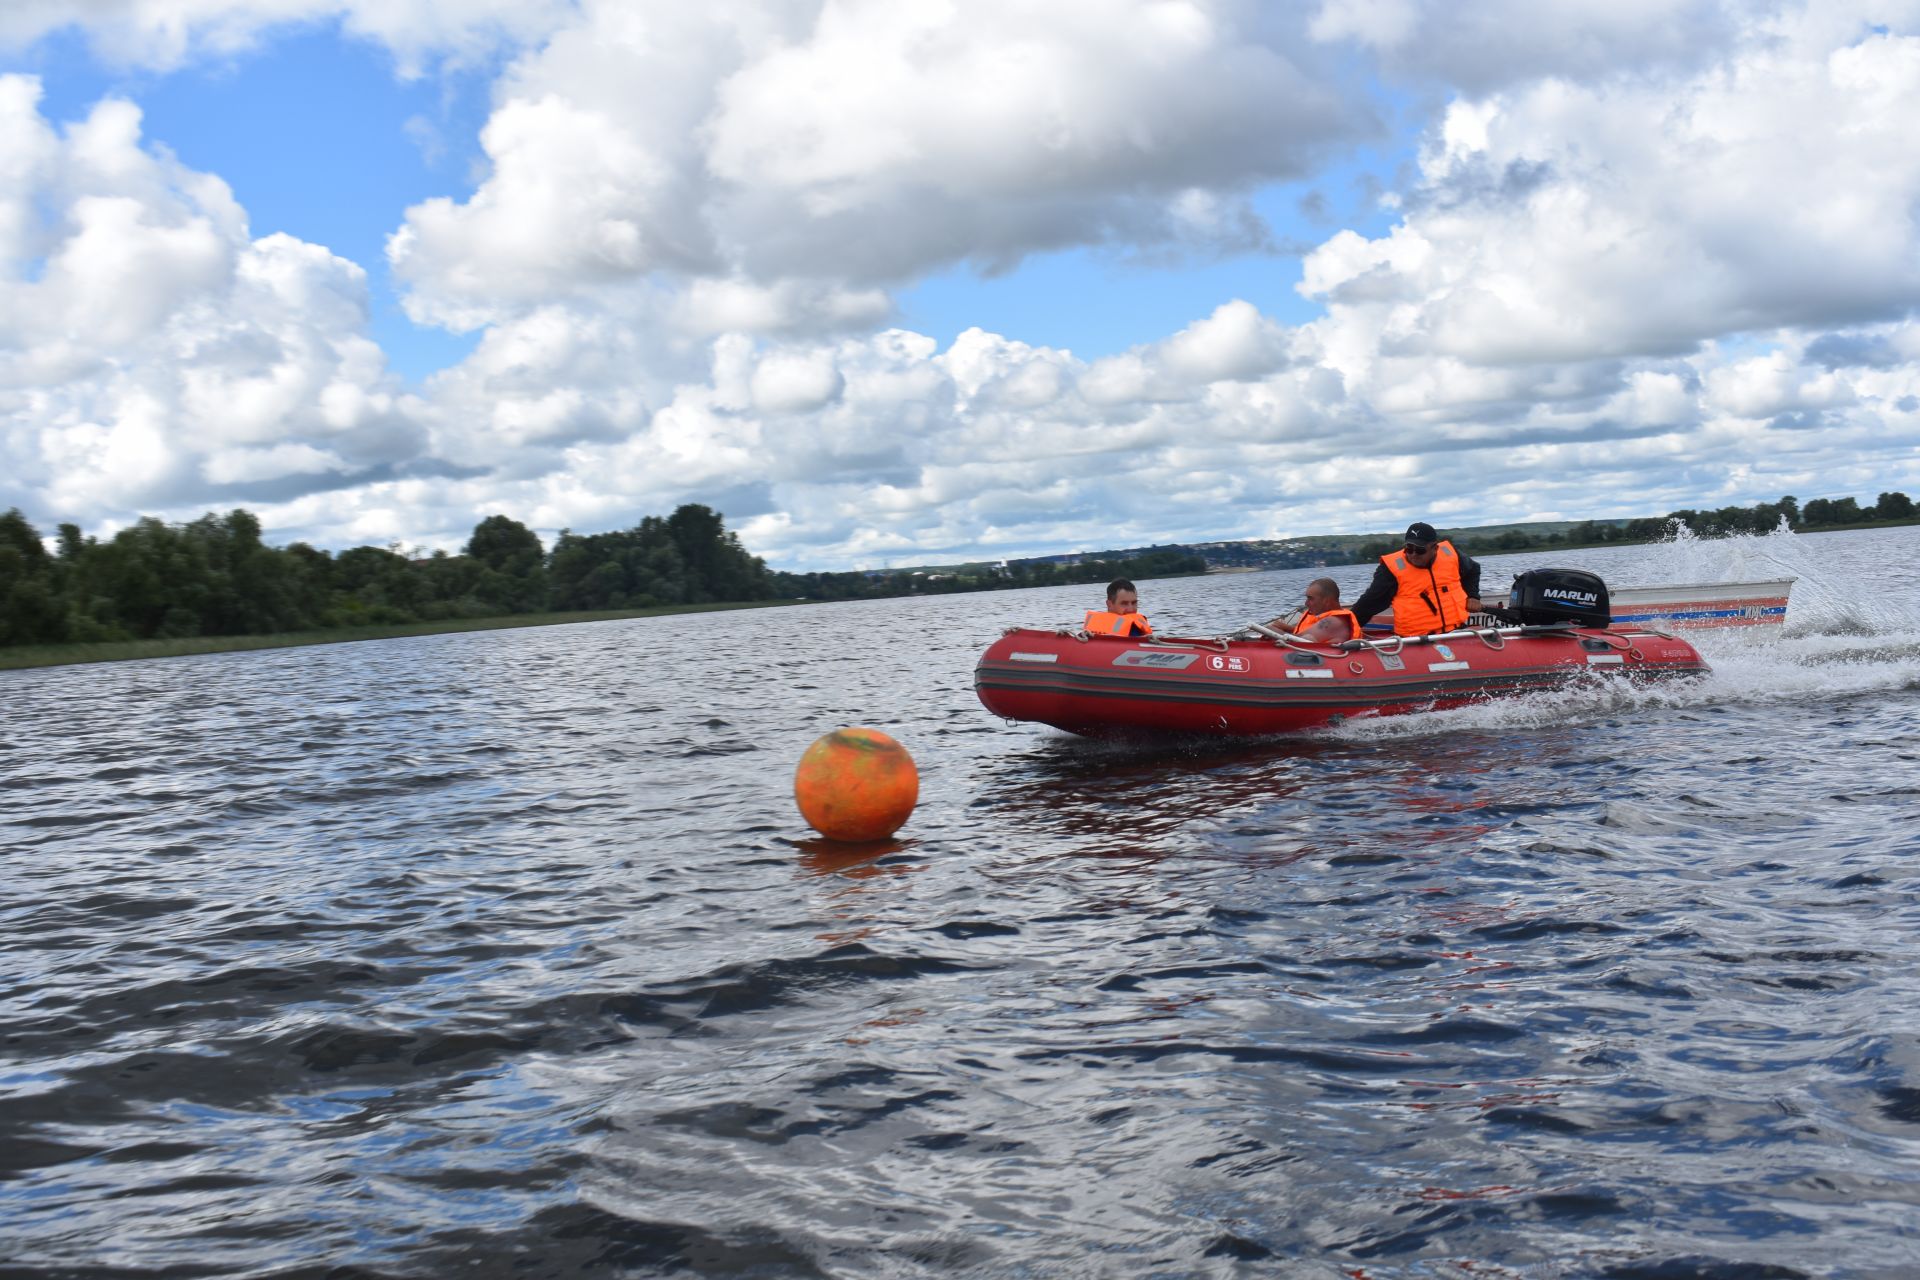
[1504,568,1611,627]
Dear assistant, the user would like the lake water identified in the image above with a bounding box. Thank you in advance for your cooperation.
[5,524,1920,1278]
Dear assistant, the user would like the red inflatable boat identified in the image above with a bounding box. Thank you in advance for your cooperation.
[975,622,1708,738]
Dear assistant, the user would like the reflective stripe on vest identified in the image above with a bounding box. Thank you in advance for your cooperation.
[1084,609,1152,636]
[1294,607,1359,641]
[1380,541,1466,635]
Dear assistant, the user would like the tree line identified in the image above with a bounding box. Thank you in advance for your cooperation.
[4,489,1904,649]
[1358,491,1915,560]
[0,504,1205,648]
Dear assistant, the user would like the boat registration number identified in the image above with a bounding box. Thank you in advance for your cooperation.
[1112,651,1200,670]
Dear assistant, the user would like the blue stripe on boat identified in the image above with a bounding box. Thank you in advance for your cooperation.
[1613,605,1787,622]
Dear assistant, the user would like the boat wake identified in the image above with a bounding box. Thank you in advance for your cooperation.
[1329,525,1920,744]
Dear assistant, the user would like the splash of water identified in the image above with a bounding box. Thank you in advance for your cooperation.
[1620,519,1918,636]
[1614,517,1799,587]
[1331,522,1920,744]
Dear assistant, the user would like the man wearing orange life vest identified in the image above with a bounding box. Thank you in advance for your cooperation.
[1084,578,1152,637]
[1350,522,1485,637]
[1268,577,1359,643]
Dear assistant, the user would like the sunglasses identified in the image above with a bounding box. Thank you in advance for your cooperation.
[1404,542,1435,554]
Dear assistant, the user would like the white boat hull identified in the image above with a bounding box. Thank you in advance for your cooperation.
[1594,580,1794,629]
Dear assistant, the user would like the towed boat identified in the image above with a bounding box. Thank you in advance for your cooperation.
[977,568,1710,738]
[1591,578,1792,630]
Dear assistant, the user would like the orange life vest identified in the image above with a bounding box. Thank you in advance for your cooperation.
[1381,541,1467,635]
[1084,609,1152,636]
[1294,607,1359,641]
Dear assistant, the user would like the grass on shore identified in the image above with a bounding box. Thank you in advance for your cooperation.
[0,600,793,672]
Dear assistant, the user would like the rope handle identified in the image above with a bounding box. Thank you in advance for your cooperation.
[1243,620,1324,651]
[1149,633,1230,652]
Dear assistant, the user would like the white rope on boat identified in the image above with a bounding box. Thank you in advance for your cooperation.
[1336,623,1590,656]
[1148,633,1230,652]
[1241,620,1325,651]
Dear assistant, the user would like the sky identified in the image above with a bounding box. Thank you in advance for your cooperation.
[2,1,1918,571]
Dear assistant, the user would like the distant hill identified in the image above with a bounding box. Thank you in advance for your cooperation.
[859,492,1916,579]
[894,518,1635,577]
[1182,519,1635,571]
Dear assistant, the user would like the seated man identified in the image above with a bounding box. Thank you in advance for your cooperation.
[1268,577,1358,644]
[1084,577,1152,636]
[1350,521,1484,637]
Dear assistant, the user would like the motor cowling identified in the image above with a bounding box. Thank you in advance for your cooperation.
[1506,568,1611,627]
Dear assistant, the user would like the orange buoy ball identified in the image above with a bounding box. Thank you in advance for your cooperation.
[794,728,919,843]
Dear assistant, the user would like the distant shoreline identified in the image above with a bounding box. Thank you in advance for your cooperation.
[0,601,793,672]
[7,518,1916,673]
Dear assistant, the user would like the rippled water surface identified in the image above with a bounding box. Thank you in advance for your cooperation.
[6,526,1920,1278]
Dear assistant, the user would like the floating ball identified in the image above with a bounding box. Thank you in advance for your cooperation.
[794,728,919,843]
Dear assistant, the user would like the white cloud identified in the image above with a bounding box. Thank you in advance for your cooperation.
[1609,370,1696,426]
[201,440,346,484]
[1309,0,1749,92]
[702,0,1359,279]
[35,390,188,514]
[1703,350,1856,419]
[0,0,576,74]
[1079,300,1291,406]
[673,278,892,339]
[750,349,845,415]
[7,3,1920,572]
[1299,24,1920,377]
[388,0,1371,333]
[389,90,708,329]
[0,78,417,523]
[1159,300,1291,383]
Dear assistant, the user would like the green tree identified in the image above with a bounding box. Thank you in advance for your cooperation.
[1874,491,1914,521]
[92,517,213,638]
[465,515,543,574]
[414,549,487,619]
[1803,496,1862,526]
[666,504,735,601]
[464,515,546,613]
[332,545,423,623]
[549,528,642,610]
[179,511,246,634]
[0,509,66,644]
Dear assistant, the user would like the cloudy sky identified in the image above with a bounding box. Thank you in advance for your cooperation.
[3,1,1918,569]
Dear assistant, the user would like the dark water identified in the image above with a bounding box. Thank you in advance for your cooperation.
[5,525,1920,1278]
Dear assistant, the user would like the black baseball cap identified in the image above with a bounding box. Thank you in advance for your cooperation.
[1403,521,1438,546]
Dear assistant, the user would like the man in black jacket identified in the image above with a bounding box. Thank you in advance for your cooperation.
[1350,521,1485,635]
